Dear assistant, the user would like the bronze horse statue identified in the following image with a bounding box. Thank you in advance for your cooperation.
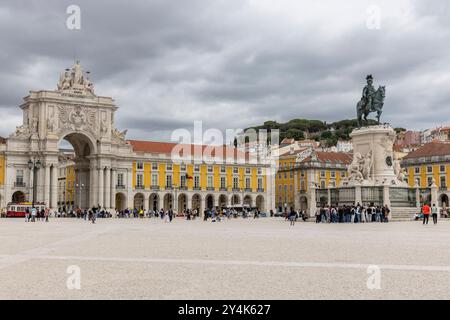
[356,86,385,126]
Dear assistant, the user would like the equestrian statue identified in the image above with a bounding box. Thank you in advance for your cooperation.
[356,75,385,127]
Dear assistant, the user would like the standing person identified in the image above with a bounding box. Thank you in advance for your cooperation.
[354,204,361,223]
[431,204,439,225]
[383,204,390,223]
[422,203,430,225]
[168,209,173,222]
[289,209,296,226]
[31,206,37,222]
[25,207,30,222]
[44,208,49,222]
[338,206,344,223]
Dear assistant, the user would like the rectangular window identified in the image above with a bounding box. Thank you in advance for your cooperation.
[151,174,158,187]
[415,167,420,174]
[207,166,213,173]
[117,173,124,186]
[416,178,421,187]
[233,167,238,174]
[136,174,143,187]
[320,180,326,189]
[440,176,446,188]
[166,163,173,172]
[440,165,446,173]
[233,177,239,189]
[257,168,262,175]
[16,169,24,184]
[220,176,226,189]
[427,177,433,186]
[194,176,200,188]
[300,180,305,191]
[136,162,143,170]
[207,175,214,188]
[180,175,186,188]
[245,167,251,174]
[301,171,305,177]
[320,171,325,178]
[340,171,345,178]
[180,163,186,171]
[331,171,336,178]
[166,175,172,188]
[245,177,251,189]
[427,166,433,173]
[194,165,200,172]
[221,166,226,173]
[152,163,158,171]
[257,178,263,190]
[290,172,293,178]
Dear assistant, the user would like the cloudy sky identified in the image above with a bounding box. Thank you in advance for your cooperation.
[0,0,449,143]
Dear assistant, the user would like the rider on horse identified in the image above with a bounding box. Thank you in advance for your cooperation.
[361,74,375,112]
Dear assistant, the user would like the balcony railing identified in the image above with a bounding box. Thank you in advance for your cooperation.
[232,188,241,192]
[193,186,202,191]
[165,186,174,190]
[151,185,160,191]
[179,186,188,191]
[14,182,26,188]
[257,188,265,193]
[116,185,126,190]
[245,188,252,192]
[135,185,145,190]
[220,187,228,192]
[206,187,215,191]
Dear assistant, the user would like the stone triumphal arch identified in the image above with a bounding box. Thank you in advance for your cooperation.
[2,61,133,211]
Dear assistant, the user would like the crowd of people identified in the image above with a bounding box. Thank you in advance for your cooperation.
[313,203,391,224]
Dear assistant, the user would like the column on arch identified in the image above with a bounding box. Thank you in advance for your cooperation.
[44,164,51,207]
[98,167,104,208]
[104,167,111,210]
[110,169,116,209]
[89,163,97,207]
[50,164,58,210]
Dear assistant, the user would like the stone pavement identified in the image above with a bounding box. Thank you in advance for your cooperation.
[0,218,449,299]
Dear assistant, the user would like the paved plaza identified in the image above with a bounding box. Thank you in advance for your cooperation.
[0,217,449,300]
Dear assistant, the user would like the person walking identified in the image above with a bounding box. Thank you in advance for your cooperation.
[288,209,297,226]
[431,204,438,225]
[25,207,30,222]
[44,208,49,222]
[422,203,430,225]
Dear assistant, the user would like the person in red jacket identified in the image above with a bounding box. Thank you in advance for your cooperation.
[422,203,431,225]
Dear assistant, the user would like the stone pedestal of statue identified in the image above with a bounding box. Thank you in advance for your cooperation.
[345,125,406,187]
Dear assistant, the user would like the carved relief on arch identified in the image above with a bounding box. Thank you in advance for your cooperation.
[57,105,97,137]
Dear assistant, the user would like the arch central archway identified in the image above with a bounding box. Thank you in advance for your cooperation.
[57,131,97,211]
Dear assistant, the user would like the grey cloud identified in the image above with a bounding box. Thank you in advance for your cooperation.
[0,0,449,141]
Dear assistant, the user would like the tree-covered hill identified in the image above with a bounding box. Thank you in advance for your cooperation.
[243,118,380,147]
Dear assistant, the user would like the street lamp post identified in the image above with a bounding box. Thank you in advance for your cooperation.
[28,158,41,208]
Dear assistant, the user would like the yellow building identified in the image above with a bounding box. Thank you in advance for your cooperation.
[122,140,269,213]
[275,149,351,212]
[402,141,449,207]
[57,152,76,211]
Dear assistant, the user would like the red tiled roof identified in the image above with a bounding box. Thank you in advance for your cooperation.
[279,148,309,157]
[280,138,295,145]
[302,151,352,165]
[128,140,248,159]
[403,141,450,159]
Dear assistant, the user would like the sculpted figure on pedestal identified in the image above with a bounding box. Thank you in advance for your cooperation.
[345,150,373,183]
